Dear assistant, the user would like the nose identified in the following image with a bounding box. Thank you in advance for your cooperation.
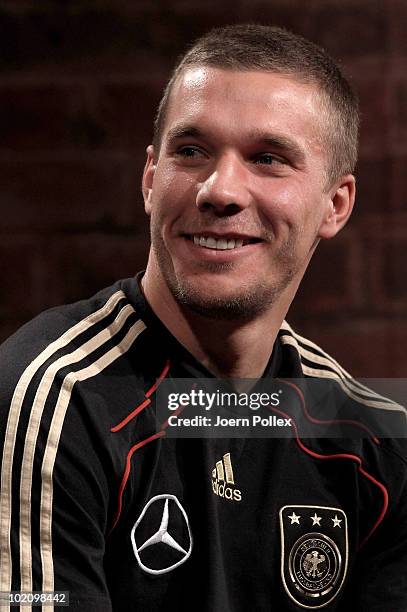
[196,154,250,216]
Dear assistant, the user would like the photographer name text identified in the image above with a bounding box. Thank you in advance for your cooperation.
[167,414,292,428]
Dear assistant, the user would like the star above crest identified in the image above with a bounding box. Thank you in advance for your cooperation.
[288,512,301,525]
[310,512,322,526]
[332,515,342,528]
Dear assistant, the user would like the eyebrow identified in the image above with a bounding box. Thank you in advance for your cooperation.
[165,125,306,165]
[165,125,203,142]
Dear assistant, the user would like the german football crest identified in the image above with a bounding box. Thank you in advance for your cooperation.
[279,505,348,609]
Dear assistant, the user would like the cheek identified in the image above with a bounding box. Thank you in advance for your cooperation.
[261,181,306,214]
[258,184,304,232]
[260,184,326,248]
[151,169,197,218]
[272,182,324,218]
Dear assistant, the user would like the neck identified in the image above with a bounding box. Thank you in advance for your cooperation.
[141,263,298,379]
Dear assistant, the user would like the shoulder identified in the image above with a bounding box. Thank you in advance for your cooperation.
[0,279,148,406]
[279,320,354,378]
[279,321,407,462]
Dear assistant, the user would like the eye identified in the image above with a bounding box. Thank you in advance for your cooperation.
[174,145,208,166]
[254,153,284,165]
[177,146,203,158]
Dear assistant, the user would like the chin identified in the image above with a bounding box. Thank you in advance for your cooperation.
[170,280,280,321]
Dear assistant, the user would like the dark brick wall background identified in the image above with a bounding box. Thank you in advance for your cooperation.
[0,0,406,376]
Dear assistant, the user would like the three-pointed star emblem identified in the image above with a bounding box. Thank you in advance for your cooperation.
[131,494,193,575]
[138,498,188,555]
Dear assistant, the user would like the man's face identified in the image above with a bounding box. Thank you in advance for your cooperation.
[143,67,347,319]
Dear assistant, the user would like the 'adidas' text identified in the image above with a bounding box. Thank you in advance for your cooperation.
[211,452,242,503]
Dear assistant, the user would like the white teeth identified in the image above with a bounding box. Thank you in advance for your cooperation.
[191,235,247,250]
[206,237,217,248]
[216,239,228,250]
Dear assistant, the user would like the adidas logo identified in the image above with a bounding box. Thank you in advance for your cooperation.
[211,452,242,502]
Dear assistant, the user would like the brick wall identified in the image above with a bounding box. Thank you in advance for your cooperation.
[0,0,406,376]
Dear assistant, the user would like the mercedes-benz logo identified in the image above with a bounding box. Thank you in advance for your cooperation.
[131,494,193,575]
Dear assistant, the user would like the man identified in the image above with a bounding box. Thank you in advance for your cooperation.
[0,24,406,612]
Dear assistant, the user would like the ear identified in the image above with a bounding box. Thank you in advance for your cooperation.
[318,174,356,240]
[142,145,156,216]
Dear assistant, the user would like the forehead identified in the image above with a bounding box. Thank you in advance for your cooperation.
[163,67,326,149]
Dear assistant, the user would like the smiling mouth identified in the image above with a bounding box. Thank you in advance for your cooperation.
[185,234,262,251]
